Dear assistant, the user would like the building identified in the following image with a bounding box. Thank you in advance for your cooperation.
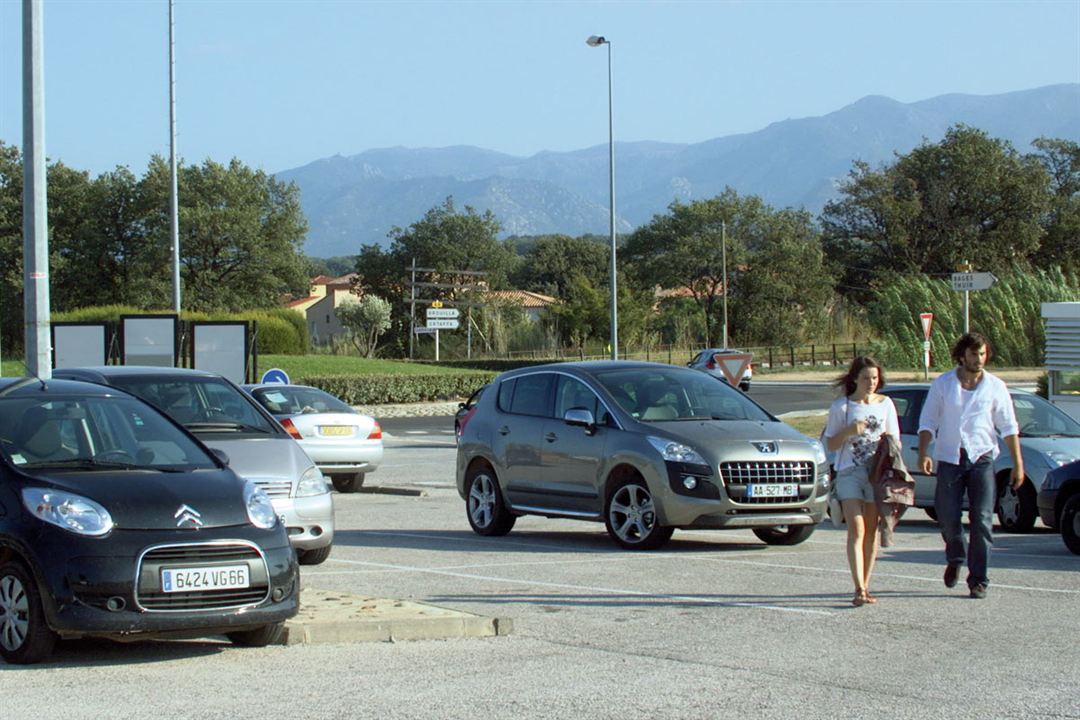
[287,274,358,345]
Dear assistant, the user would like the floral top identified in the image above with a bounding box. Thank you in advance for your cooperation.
[824,395,901,471]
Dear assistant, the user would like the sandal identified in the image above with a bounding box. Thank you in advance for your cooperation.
[852,590,867,607]
[864,591,878,604]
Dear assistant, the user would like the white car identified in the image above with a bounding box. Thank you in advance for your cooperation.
[243,384,383,493]
[688,348,753,392]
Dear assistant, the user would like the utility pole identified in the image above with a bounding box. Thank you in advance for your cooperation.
[168,0,181,314]
[23,0,50,379]
[721,220,729,349]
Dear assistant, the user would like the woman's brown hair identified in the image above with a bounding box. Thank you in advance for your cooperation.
[833,356,887,396]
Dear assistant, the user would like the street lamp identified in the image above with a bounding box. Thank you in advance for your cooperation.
[586,34,618,360]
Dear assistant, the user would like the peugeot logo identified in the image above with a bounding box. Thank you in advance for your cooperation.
[174,504,203,528]
[751,441,778,454]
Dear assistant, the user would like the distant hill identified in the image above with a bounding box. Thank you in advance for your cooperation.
[278,84,1080,258]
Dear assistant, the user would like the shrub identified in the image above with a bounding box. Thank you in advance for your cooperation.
[298,372,497,404]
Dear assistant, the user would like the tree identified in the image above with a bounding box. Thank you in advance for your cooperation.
[1030,137,1080,272]
[0,142,23,357]
[509,234,608,298]
[336,295,392,357]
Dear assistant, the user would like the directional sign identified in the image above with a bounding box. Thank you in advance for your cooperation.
[951,272,997,292]
[426,318,460,330]
[260,368,290,385]
[426,308,460,319]
[413,326,437,335]
[919,312,933,340]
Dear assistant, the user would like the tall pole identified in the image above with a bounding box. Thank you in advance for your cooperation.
[587,35,617,361]
[169,0,181,313]
[721,220,729,349]
[23,0,50,379]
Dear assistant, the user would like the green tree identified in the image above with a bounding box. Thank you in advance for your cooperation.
[1030,137,1080,272]
[336,295,392,357]
[509,234,609,298]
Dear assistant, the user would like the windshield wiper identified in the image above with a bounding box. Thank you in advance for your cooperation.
[185,421,271,433]
[19,458,154,471]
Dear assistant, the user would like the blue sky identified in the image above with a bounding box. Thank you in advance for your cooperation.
[1,0,1078,177]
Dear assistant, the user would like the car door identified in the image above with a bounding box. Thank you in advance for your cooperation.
[536,375,609,515]
[490,373,554,508]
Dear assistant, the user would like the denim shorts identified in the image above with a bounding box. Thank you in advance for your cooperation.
[834,464,873,503]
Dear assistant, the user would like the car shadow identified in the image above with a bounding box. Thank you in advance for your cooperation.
[0,637,229,670]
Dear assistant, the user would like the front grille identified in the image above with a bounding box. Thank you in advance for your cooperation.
[136,542,270,612]
[721,461,815,504]
[252,478,292,498]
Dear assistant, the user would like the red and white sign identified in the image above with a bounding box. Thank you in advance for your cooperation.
[919,313,933,340]
[715,353,752,386]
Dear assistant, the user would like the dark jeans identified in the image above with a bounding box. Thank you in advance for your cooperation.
[935,450,996,588]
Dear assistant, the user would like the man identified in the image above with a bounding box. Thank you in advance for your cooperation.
[917,333,1023,599]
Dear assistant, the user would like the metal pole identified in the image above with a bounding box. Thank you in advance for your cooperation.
[721,220,728,348]
[408,258,416,359]
[22,0,50,380]
[606,40,618,361]
[964,290,970,334]
[169,0,181,313]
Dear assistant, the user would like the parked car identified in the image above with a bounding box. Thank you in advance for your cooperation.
[1037,459,1080,554]
[456,361,829,550]
[688,348,753,391]
[52,367,334,564]
[881,384,1080,532]
[455,384,488,443]
[242,384,382,493]
[0,376,298,664]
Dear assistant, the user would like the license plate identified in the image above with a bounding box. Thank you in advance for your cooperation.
[319,425,353,436]
[747,483,798,498]
[161,565,250,593]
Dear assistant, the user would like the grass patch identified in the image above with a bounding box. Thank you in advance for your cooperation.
[257,354,488,378]
[781,413,828,439]
[2,358,28,377]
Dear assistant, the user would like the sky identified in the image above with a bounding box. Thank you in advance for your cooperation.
[1,0,1078,178]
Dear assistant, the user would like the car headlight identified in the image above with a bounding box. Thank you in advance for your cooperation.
[647,436,707,465]
[810,439,828,466]
[295,466,329,497]
[1046,451,1078,468]
[244,481,278,529]
[22,487,113,536]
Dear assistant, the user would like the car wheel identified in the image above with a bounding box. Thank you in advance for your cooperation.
[1061,494,1080,555]
[924,507,938,522]
[298,545,332,566]
[752,525,816,546]
[227,622,285,647]
[331,473,365,493]
[605,478,673,550]
[997,477,1037,533]
[466,464,516,536]
[0,561,57,665]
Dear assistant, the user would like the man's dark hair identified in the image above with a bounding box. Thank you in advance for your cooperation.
[951,333,991,364]
[833,356,887,396]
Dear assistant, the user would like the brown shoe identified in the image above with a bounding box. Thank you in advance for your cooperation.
[864,591,878,604]
[852,590,868,607]
[943,563,960,588]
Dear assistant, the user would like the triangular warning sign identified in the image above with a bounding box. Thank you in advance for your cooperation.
[919,312,933,340]
[717,353,752,386]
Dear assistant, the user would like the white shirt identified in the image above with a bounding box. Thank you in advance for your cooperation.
[917,368,1019,464]
[824,395,900,471]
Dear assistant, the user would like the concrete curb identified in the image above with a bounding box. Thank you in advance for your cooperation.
[283,589,512,645]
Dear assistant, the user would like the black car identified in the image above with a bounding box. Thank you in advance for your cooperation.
[0,377,298,664]
[1038,458,1080,555]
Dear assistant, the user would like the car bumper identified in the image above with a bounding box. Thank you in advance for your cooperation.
[19,525,299,640]
[1037,487,1058,528]
[272,492,335,551]
[302,441,383,474]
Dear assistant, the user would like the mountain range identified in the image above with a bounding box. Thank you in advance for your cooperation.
[277,84,1080,258]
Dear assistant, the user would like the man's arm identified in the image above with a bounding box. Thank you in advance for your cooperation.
[918,430,934,475]
[917,381,943,475]
[1003,434,1024,489]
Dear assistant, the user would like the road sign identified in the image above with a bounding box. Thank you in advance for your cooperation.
[426,318,460,330]
[714,352,752,387]
[413,326,437,335]
[260,367,290,385]
[426,308,460,319]
[920,312,933,340]
[951,272,997,292]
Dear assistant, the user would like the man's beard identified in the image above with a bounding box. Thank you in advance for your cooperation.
[963,358,984,373]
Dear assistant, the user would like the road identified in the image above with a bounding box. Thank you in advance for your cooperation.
[4,406,1077,720]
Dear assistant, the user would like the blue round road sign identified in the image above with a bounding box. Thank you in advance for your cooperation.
[260,368,290,385]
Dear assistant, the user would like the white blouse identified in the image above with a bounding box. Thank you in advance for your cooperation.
[824,395,901,471]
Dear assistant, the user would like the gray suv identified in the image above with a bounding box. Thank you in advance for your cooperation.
[456,361,829,550]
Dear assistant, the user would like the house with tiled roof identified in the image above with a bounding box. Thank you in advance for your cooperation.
[484,290,558,322]
[287,274,359,344]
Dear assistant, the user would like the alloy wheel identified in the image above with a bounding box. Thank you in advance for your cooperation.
[469,473,496,529]
[609,483,657,543]
[0,574,29,653]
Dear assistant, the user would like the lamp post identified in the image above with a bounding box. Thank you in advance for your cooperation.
[586,35,617,360]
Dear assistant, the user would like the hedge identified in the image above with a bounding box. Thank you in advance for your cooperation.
[413,358,561,372]
[298,372,497,405]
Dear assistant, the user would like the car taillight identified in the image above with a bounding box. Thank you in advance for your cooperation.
[367,422,382,440]
[280,417,303,440]
[457,407,478,438]
[705,359,715,370]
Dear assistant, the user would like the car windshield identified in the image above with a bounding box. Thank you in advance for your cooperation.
[250,386,354,415]
[1013,393,1080,438]
[0,395,218,472]
[592,366,773,423]
[108,376,276,434]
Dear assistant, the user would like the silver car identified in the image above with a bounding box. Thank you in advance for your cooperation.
[881,384,1080,532]
[456,361,829,550]
[53,367,335,564]
[688,348,753,391]
[243,383,383,493]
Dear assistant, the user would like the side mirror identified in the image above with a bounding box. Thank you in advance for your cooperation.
[564,408,596,431]
[209,447,230,466]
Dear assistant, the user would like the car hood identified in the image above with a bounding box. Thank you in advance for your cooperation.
[1020,435,1080,462]
[198,436,313,482]
[647,419,819,458]
[33,468,252,530]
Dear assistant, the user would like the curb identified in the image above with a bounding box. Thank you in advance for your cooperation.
[283,589,513,645]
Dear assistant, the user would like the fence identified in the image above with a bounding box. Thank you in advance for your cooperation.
[490,342,867,370]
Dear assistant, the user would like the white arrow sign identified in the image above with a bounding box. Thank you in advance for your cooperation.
[426,308,460,319]
[951,272,997,292]
[426,318,460,330]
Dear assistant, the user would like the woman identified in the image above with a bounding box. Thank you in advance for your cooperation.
[823,356,900,606]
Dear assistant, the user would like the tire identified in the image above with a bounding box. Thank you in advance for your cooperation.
[924,507,938,522]
[298,544,332,566]
[331,473,365,493]
[605,478,674,550]
[465,464,516,536]
[0,561,57,665]
[227,622,285,647]
[997,477,1037,533]
[1061,493,1080,556]
[753,524,816,546]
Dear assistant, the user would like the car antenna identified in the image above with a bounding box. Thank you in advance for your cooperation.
[0,372,47,397]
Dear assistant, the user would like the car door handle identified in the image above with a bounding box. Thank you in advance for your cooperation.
[544,432,557,443]
[498,426,511,436]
